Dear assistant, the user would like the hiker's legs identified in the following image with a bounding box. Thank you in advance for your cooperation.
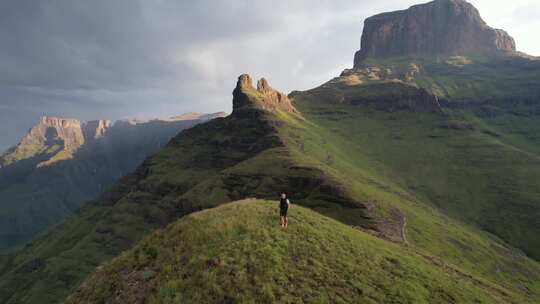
[284,216,288,227]
[280,216,285,227]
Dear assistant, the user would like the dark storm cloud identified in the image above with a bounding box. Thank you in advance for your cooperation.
[0,0,322,91]
[0,0,535,151]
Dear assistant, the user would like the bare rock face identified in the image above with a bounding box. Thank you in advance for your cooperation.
[232,74,297,114]
[345,82,443,113]
[354,0,516,67]
[1,117,120,167]
[38,116,85,149]
[83,120,112,140]
[0,116,86,167]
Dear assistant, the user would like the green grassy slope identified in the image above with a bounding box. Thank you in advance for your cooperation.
[297,55,540,262]
[273,100,540,299]
[67,199,522,304]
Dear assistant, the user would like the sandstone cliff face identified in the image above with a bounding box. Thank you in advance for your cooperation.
[233,74,297,114]
[83,120,112,140]
[34,116,85,149]
[1,117,118,167]
[0,116,86,167]
[354,0,516,67]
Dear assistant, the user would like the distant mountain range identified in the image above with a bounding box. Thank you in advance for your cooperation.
[0,112,226,249]
[1,0,540,303]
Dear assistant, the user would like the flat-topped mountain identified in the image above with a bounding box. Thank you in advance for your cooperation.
[354,0,516,66]
[0,112,225,249]
[343,0,540,106]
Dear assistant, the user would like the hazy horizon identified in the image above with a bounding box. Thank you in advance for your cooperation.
[1,0,539,151]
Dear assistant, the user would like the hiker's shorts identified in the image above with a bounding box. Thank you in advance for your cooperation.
[280,208,288,217]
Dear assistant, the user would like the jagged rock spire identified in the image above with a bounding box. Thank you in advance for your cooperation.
[237,74,254,90]
[256,78,272,93]
[232,74,297,114]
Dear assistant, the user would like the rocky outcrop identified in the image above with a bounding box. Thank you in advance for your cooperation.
[339,63,421,84]
[302,76,443,114]
[2,117,117,167]
[354,0,516,67]
[0,116,86,167]
[345,82,443,113]
[232,74,297,114]
[83,120,112,140]
[36,116,85,149]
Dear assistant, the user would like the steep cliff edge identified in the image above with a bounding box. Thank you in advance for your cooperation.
[341,0,540,105]
[82,119,112,141]
[0,117,86,168]
[354,0,516,67]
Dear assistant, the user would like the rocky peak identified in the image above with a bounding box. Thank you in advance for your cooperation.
[232,74,297,114]
[237,74,254,91]
[40,116,81,129]
[354,0,516,67]
[1,116,115,167]
[0,116,86,167]
[33,116,85,150]
[256,78,272,93]
[83,120,112,140]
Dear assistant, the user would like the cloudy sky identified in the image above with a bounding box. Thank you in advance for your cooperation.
[1,0,539,151]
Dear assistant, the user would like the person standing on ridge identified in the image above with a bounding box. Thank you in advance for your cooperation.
[279,193,291,228]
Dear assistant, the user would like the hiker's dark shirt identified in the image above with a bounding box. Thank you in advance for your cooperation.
[280,198,289,211]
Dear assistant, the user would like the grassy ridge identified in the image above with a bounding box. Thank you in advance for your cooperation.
[67,199,521,304]
[285,88,540,297]
[333,54,540,272]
